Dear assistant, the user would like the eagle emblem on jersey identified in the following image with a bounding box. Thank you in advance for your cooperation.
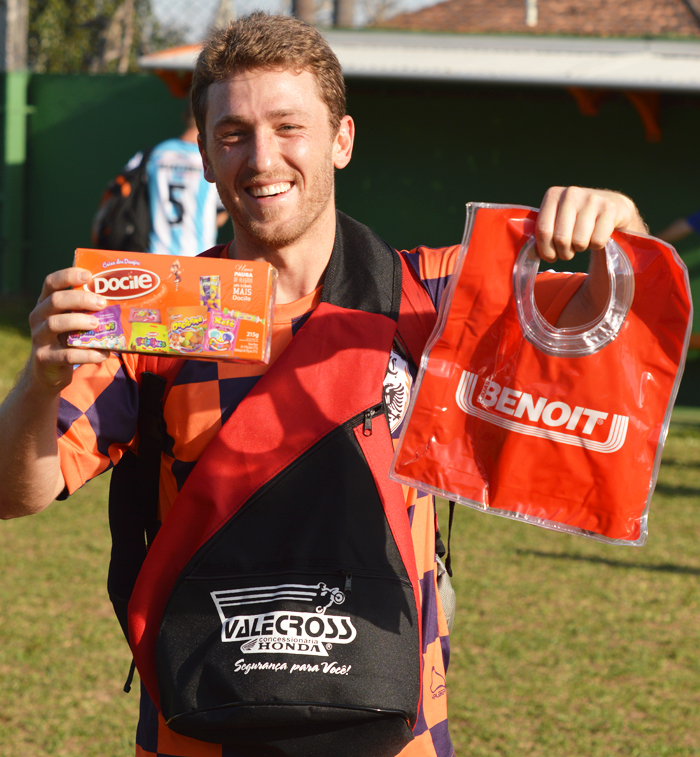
[384,350,413,433]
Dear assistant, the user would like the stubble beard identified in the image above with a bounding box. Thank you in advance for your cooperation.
[219,154,336,252]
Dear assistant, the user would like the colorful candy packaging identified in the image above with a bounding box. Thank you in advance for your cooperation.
[204,310,241,358]
[129,307,161,324]
[167,306,208,355]
[129,323,169,353]
[391,204,693,545]
[67,248,277,364]
[66,304,126,350]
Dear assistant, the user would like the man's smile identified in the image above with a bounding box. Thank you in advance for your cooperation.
[247,182,293,198]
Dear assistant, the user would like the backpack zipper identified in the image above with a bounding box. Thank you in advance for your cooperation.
[363,410,373,436]
[362,403,385,436]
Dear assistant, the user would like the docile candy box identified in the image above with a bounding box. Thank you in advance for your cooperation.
[67,248,277,364]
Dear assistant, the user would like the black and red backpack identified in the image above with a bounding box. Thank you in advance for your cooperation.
[108,213,441,757]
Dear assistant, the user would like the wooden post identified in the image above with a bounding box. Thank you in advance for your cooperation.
[334,0,355,28]
[525,0,538,27]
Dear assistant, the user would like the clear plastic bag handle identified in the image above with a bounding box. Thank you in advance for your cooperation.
[513,236,635,357]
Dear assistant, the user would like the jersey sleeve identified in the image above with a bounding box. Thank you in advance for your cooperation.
[57,352,141,495]
[401,245,461,311]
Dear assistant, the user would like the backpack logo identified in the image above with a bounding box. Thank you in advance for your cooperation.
[211,582,357,657]
[456,370,628,453]
[86,268,161,300]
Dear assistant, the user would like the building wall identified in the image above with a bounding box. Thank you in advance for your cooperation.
[340,79,700,252]
[24,73,700,276]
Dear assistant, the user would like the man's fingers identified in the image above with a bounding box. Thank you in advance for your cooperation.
[41,311,102,341]
[569,202,602,255]
[29,268,107,370]
[35,342,110,366]
[536,187,643,261]
[38,267,91,305]
[535,186,564,262]
[33,267,104,334]
[30,283,106,335]
[28,311,105,387]
[549,186,595,260]
[537,186,587,261]
[45,287,106,316]
[24,267,110,393]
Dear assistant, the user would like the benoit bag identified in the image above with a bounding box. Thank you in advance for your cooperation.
[392,204,692,545]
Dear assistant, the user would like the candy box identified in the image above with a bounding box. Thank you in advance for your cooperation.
[67,248,277,363]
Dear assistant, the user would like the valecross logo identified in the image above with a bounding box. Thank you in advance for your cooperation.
[455,370,628,453]
[84,268,161,300]
[210,582,357,658]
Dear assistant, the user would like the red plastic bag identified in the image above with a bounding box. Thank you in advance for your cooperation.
[392,204,693,545]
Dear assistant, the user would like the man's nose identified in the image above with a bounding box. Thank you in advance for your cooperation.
[247,130,278,172]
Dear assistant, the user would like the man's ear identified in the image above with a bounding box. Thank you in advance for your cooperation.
[333,115,355,170]
[198,134,216,183]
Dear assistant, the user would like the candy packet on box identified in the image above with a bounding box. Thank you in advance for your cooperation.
[67,304,127,350]
[204,310,241,358]
[129,323,169,353]
[67,247,277,364]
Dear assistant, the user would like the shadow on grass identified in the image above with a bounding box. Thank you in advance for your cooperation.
[654,482,700,497]
[516,549,700,575]
[659,457,700,469]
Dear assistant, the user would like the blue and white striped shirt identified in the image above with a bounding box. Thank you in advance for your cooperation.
[144,138,224,257]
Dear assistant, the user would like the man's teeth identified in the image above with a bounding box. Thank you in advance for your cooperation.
[250,182,292,197]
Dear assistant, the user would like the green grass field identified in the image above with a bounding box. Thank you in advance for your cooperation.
[1,303,699,756]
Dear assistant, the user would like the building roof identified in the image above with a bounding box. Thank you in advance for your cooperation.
[380,0,700,38]
[139,31,700,93]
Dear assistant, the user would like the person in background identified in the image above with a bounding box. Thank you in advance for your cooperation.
[144,107,229,255]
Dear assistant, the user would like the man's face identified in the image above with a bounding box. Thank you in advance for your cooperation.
[199,67,354,252]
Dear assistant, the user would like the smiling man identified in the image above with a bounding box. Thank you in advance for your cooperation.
[0,12,648,757]
[197,65,353,303]
[200,68,346,235]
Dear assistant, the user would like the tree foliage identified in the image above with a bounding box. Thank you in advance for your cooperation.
[28,0,187,74]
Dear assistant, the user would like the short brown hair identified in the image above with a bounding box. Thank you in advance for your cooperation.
[191,12,346,135]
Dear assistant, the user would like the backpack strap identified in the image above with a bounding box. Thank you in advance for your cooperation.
[107,355,183,643]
